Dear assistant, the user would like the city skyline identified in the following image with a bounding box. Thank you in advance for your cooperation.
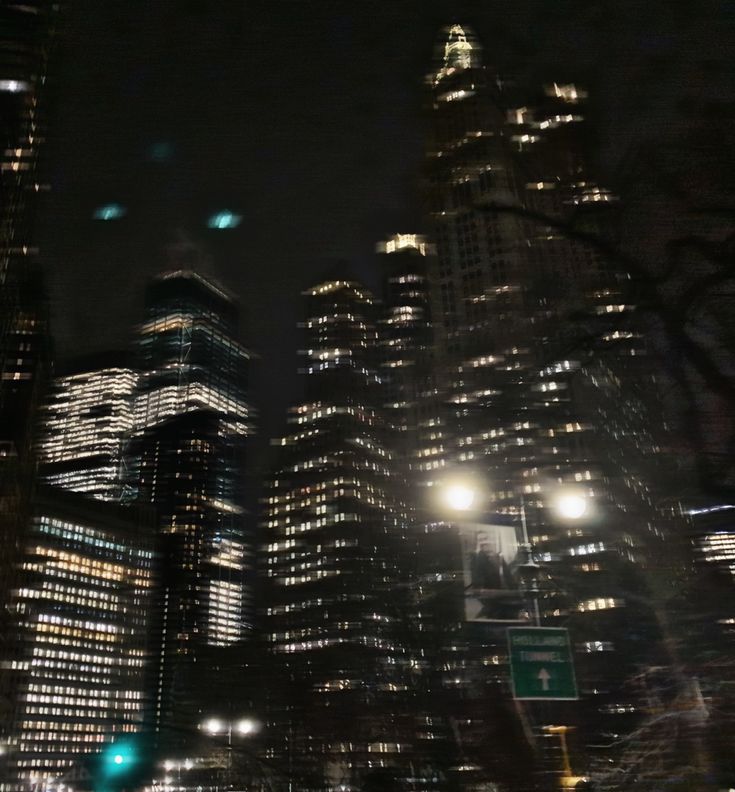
[1,4,734,791]
[43,0,735,480]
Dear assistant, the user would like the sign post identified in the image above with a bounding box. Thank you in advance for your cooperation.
[507,626,578,700]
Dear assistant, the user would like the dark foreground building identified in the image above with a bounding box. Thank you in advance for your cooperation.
[263,274,425,790]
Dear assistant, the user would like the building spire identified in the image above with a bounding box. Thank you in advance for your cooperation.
[434,24,477,84]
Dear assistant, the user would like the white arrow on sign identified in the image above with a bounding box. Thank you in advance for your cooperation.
[537,668,551,691]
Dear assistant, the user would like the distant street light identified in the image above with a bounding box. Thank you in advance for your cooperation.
[199,715,260,776]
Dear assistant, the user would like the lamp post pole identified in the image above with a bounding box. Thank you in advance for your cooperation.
[200,717,259,791]
[518,492,541,627]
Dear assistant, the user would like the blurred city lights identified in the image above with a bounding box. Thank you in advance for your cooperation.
[0,79,28,93]
[207,210,242,230]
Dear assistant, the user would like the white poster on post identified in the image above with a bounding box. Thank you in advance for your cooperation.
[460,523,527,623]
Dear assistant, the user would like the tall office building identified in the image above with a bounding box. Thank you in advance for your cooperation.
[0,2,58,755]
[376,234,436,481]
[132,269,253,752]
[421,24,679,778]
[1,488,153,792]
[37,355,138,502]
[0,1,56,460]
[263,274,422,790]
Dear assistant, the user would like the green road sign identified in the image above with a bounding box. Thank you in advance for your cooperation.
[507,626,578,700]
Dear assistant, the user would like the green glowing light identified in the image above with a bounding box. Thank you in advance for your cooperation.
[93,203,126,221]
[207,210,242,230]
[101,740,137,776]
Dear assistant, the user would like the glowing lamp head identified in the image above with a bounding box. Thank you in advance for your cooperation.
[235,717,258,736]
[443,483,477,512]
[554,492,588,520]
[201,717,225,735]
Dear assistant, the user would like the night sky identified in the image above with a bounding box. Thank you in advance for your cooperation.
[41,0,734,488]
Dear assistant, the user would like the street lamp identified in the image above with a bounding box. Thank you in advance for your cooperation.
[436,475,592,625]
[233,717,258,737]
[552,490,589,521]
[199,715,260,778]
[201,717,225,735]
[442,482,477,512]
[435,473,484,515]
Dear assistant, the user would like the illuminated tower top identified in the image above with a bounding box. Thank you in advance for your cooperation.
[434,24,478,83]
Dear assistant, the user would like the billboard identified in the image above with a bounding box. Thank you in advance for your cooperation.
[460,523,526,622]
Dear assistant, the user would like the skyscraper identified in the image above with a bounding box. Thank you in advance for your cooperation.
[376,233,435,479]
[0,3,58,759]
[0,0,56,462]
[422,23,680,779]
[263,273,419,789]
[131,269,253,753]
[1,488,153,792]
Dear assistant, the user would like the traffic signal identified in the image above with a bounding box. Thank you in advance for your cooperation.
[91,735,154,792]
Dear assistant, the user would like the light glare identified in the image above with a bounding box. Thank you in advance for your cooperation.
[555,493,588,520]
[235,717,258,736]
[207,210,242,230]
[443,483,477,512]
[202,717,224,735]
[93,203,126,221]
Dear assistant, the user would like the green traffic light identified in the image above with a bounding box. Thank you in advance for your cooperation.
[91,735,155,792]
[102,740,138,776]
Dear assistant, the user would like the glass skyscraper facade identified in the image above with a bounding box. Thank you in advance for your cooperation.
[131,269,253,754]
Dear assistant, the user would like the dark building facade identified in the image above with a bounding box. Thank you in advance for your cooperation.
[0,2,58,758]
[0,0,56,463]
[263,275,423,790]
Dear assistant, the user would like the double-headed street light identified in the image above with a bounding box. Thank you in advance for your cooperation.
[436,474,591,624]
[201,716,259,738]
[199,716,260,779]
[438,474,590,524]
[437,476,591,782]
